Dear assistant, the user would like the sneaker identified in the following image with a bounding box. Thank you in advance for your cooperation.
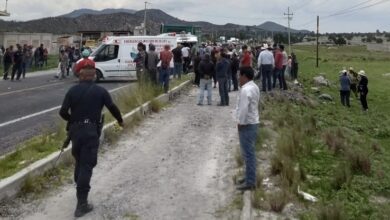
[197,103,203,106]
[236,183,256,191]
[74,203,94,218]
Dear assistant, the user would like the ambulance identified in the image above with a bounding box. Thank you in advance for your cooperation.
[87,35,177,81]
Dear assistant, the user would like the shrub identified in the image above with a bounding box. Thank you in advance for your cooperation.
[332,164,352,190]
[347,150,371,176]
[269,191,289,213]
[317,203,345,220]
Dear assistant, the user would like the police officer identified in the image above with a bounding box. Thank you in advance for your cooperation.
[59,63,124,217]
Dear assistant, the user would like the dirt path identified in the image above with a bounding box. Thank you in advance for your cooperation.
[6,87,241,220]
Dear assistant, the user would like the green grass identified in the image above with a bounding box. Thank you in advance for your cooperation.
[30,55,60,72]
[0,55,59,77]
[253,45,390,219]
[0,124,66,180]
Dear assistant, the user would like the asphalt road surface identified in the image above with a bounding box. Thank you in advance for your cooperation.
[0,71,134,156]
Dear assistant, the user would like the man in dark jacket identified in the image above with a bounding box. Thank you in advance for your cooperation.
[147,44,159,84]
[2,47,13,80]
[215,50,230,106]
[135,42,147,83]
[59,64,124,218]
[339,70,351,107]
[197,54,215,105]
[11,44,23,81]
[193,52,202,86]
[357,70,369,111]
[172,44,183,79]
[231,53,240,91]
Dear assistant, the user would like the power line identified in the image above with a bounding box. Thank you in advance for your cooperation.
[292,0,313,12]
[296,0,390,29]
[324,0,387,18]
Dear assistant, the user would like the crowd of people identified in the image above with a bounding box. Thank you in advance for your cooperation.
[339,67,369,111]
[133,41,299,106]
[55,46,82,79]
[1,44,49,81]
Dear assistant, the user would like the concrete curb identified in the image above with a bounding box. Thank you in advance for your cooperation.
[241,191,253,220]
[0,80,192,201]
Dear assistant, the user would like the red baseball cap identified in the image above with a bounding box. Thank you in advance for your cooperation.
[80,59,95,69]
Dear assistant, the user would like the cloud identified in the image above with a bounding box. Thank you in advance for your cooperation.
[1,0,389,32]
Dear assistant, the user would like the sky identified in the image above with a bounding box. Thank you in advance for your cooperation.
[1,0,389,33]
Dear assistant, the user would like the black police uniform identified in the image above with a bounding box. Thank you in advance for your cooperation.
[59,80,123,214]
[11,49,23,80]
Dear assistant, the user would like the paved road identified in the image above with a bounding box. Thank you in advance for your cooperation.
[0,71,134,156]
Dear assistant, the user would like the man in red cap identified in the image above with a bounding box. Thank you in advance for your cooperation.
[59,61,123,218]
[74,50,95,77]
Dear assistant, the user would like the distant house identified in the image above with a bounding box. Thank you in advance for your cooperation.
[0,32,78,54]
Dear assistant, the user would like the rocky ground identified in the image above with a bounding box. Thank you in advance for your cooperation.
[1,87,242,220]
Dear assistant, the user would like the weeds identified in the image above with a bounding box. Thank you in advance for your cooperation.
[347,150,372,176]
[0,121,68,180]
[332,163,352,190]
[252,188,265,209]
[20,156,73,197]
[149,99,163,113]
[317,203,345,220]
[268,191,289,213]
[258,45,390,218]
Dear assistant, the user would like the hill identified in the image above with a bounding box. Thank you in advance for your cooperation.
[258,21,310,33]
[60,8,136,18]
[0,9,309,37]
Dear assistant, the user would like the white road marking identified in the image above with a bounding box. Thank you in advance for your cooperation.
[0,106,60,128]
[0,84,133,128]
[0,82,67,97]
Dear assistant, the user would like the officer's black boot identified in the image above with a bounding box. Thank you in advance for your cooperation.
[74,194,93,218]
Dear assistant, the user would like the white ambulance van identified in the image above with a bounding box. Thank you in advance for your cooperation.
[88,36,177,81]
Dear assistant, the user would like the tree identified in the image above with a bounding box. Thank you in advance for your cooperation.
[273,33,288,44]
[376,38,383,44]
[335,37,347,45]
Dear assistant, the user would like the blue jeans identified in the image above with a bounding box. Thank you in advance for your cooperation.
[174,62,183,79]
[159,68,170,93]
[261,64,273,92]
[198,78,212,104]
[273,68,282,89]
[217,78,229,105]
[238,124,258,186]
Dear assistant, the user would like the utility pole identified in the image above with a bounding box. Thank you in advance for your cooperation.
[143,1,148,35]
[0,0,10,16]
[316,15,319,68]
[284,7,293,54]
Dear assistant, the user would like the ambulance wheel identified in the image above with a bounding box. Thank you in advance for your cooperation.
[95,70,103,82]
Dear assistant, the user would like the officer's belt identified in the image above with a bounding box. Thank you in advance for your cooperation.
[71,119,99,125]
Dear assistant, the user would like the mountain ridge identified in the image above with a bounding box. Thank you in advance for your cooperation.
[0,9,310,35]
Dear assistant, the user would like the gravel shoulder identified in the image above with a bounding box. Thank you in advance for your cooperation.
[4,87,241,220]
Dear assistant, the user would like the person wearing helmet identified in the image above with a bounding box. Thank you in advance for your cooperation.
[74,50,95,77]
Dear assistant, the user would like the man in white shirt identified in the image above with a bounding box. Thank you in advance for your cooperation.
[181,46,190,73]
[235,67,260,191]
[257,45,274,92]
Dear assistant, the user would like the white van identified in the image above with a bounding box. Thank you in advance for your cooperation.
[87,36,177,81]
